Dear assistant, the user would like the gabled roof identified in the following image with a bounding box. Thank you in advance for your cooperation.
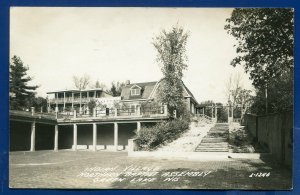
[120,80,198,105]
[120,81,158,100]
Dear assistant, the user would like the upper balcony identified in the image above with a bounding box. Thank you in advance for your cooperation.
[56,105,169,123]
[48,97,93,104]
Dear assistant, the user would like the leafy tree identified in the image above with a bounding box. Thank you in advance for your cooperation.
[108,81,125,97]
[87,99,97,116]
[25,96,48,112]
[10,56,38,110]
[225,8,294,113]
[153,25,189,116]
[93,80,107,91]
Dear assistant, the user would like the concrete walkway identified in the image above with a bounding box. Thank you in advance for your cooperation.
[156,123,214,152]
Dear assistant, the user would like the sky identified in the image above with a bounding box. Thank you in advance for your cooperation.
[10,7,253,104]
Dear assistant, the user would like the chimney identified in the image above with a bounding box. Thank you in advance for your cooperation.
[125,80,130,86]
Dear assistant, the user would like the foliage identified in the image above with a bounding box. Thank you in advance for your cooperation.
[87,99,97,115]
[250,74,293,114]
[109,81,125,97]
[72,73,91,90]
[225,8,294,88]
[217,107,228,123]
[153,25,189,116]
[31,97,47,112]
[94,80,107,91]
[10,55,39,110]
[229,125,269,153]
[225,9,294,114]
[135,119,190,151]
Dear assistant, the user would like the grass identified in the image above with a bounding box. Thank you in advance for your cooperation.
[229,123,269,153]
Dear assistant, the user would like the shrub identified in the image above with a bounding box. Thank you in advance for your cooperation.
[135,118,189,151]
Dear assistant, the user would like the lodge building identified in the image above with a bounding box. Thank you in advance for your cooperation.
[10,80,199,152]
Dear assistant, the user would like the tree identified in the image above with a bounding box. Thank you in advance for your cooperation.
[93,80,107,90]
[26,96,48,112]
[72,73,91,90]
[109,81,125,97]
[10,55,38,110]
[225,72,244,106]
[225,8,294,113]
[153,25,189,116]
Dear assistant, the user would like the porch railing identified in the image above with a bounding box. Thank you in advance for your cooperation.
[56,105,168,119]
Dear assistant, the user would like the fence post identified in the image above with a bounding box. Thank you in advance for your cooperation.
[164,105,168,116]
[31,107,35,116]
[73,110,77,119]
[136,105,141,116]
[114,108,118,117]
[93,108,96,117]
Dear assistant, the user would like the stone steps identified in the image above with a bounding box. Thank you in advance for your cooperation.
[201,139,227,143]
[195,123,229,152]
[195,148,229,152]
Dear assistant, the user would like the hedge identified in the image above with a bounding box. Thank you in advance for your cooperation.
[135,119,190,151]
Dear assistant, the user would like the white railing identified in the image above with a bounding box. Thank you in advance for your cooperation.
[57,105,168,119]
[49,97,93,104]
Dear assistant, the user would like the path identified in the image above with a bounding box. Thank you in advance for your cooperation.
[156,122,213,152]
[195,123,229,152]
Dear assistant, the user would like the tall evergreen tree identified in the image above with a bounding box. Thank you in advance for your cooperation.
[10,56,38,110]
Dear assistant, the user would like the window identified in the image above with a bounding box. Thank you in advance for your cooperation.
[130,88,141,96]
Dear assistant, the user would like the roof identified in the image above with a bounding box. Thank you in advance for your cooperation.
[120,80,198,105]
[121,81,158,100]
[47,88,103,94]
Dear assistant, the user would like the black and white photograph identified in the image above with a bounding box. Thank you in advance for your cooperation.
[9,7,294,189]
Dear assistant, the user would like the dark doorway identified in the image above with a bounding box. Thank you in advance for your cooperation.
[77,124,93,147]
[35,123,54,150]
[10,121,31,151]
[118,123,136,148]
[97,124,114,147]
[58,125,73,149]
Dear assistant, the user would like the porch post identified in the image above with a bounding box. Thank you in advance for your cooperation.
[54,124,58,151]
[164,105,168,116]
[63,92,66,111]
[71,92,74,109]
[55,93,58,112]
[92,123,97,152]
[137,122,141,133]
[30,121,36,152]
[73,124,77,151]
[227,105,230,121]
[93,108,96,117]
[215,104,217,119]
[136,105,141,116]
[79,92,82,114]
[211,106,213,118]
[114,123,118,151]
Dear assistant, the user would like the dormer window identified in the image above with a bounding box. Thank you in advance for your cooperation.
[130,84,142,96]
[131,88,141,96]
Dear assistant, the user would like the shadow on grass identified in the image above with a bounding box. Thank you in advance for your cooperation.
[229,125,269,153]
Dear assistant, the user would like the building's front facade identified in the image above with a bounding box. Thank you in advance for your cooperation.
[119,80,199,115]
[47,89,120,114]
[47,80,199,117]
